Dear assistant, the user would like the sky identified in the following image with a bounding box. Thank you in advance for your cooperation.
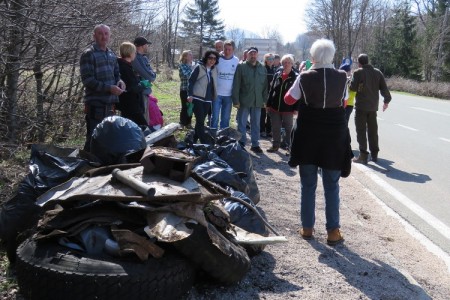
[217,0,309,43]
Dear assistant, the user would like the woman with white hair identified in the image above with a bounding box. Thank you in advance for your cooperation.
[266,54,299,153]
[284,39,352,246]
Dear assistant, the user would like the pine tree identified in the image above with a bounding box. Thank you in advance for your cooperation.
[181,0,225,58]
[384,1,422,79]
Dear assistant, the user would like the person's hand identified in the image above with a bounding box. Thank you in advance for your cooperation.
[111,85,124,96]
[233,103,240,109]
[383,102,389,112]
[187,96,193,103]
[117,80,126,90]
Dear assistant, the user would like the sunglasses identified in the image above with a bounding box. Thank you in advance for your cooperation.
[266,58,274,61]
[207,56,217,60]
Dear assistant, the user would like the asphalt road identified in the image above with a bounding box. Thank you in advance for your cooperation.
[348,93,450,255]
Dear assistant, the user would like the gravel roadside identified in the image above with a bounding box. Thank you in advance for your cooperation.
[2,137,449,300]
[186,137,450,300]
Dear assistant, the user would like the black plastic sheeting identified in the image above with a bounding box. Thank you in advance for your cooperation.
[0,144,94,261]
[185,128,260,205]
[91,116,147,165]
[223,190,269,255]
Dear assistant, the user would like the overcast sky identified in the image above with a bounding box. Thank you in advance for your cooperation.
[217,0,309,43]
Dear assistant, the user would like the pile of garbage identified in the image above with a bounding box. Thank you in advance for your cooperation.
[0,116,286,300]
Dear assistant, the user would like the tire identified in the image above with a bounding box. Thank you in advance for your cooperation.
[16,238,195,300]
[173,223,250,285]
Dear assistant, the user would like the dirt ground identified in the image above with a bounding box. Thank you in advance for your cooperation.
[2,137,450,300]
[185,137,450,300]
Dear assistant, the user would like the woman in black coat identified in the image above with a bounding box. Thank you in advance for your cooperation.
[284,39,352,246]
[117,42,147,128]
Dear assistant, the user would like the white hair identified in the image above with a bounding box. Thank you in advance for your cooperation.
[310,39,335,64]
[281,54,295,65]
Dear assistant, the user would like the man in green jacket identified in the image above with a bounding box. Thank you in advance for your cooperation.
[232,47,268,153]
[350,53,392,164]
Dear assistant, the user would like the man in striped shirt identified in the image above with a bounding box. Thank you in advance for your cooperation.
[80,24,125,151]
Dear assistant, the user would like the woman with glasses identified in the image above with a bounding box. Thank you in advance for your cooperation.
[187,50,219,144]
[266,54,299,154]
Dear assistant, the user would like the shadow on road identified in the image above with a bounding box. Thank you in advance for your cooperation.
[308,240,431,299]
[368,158,431,183]
[352,151,431,183]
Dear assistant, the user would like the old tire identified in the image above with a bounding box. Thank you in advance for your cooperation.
[16,238,195,300]
[173,223,250,284]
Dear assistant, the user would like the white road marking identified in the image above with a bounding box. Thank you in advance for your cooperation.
[439,137,450,143]
[411,107,450,117]
[377,117,384,121]
[354,178,450,273]
[396,124,418,131]
[354,163,450,241]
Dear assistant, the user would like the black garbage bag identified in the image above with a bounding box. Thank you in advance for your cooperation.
[90,116,147,165]
[0,144,93,262]
[193,153,248,194]
[213,141,260,204]
[223,190,269,256]
[215,127,242,146]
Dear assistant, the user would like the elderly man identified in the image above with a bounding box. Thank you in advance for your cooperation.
[132,36,157,124]
[211,40,239,130]
[80,24,125,151]
[214,40,224,53]
[350,54,392,164]
[232,46,268,153]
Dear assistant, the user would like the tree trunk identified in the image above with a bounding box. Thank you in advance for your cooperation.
[4,0,26,143]
[34,36,45,142]
[434,5,449,81]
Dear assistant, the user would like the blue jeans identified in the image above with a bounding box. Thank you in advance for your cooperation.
[211,95,233,129]
[236,107,261,147]
[299,164,341,230]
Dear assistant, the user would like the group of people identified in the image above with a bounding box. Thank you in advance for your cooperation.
[178,41,300,154]
[80,24,160,152]
[177,38,392,246]
[80,24,392,247]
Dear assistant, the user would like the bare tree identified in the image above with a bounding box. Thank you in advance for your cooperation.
[306,0,373,65]
[0,0,140,145]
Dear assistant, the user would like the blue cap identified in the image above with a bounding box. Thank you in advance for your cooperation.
[339,63,351,72]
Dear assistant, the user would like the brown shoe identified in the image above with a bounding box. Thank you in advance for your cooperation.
[327,228,344,246]
[298,228,314,240]
[267,146,279,153]
[353,153,368,164]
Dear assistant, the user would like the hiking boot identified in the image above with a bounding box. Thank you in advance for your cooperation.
[250,146,263,154]
[353,153,368,164]
[298,228,314,240]
[371,152,378,162]
[267,146,279,153]
[327,228,344,246]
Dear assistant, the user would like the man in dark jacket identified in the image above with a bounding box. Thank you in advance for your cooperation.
[132,36,157,124]
[350,54,392,164]
[80,24,126,151]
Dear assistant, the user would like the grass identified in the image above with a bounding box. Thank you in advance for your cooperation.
[151,72,238,132]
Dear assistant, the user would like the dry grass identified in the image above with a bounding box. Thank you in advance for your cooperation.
[387,76,450,100]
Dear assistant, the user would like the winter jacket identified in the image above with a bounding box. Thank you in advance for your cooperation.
[285,64,352,176]
[267,68,299,113]
[117,58,144,114]
[188,63,218,101]
[232,60,267,108]
[131,52,156,95]
[350,64,391,111]
[80,43,121,105]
